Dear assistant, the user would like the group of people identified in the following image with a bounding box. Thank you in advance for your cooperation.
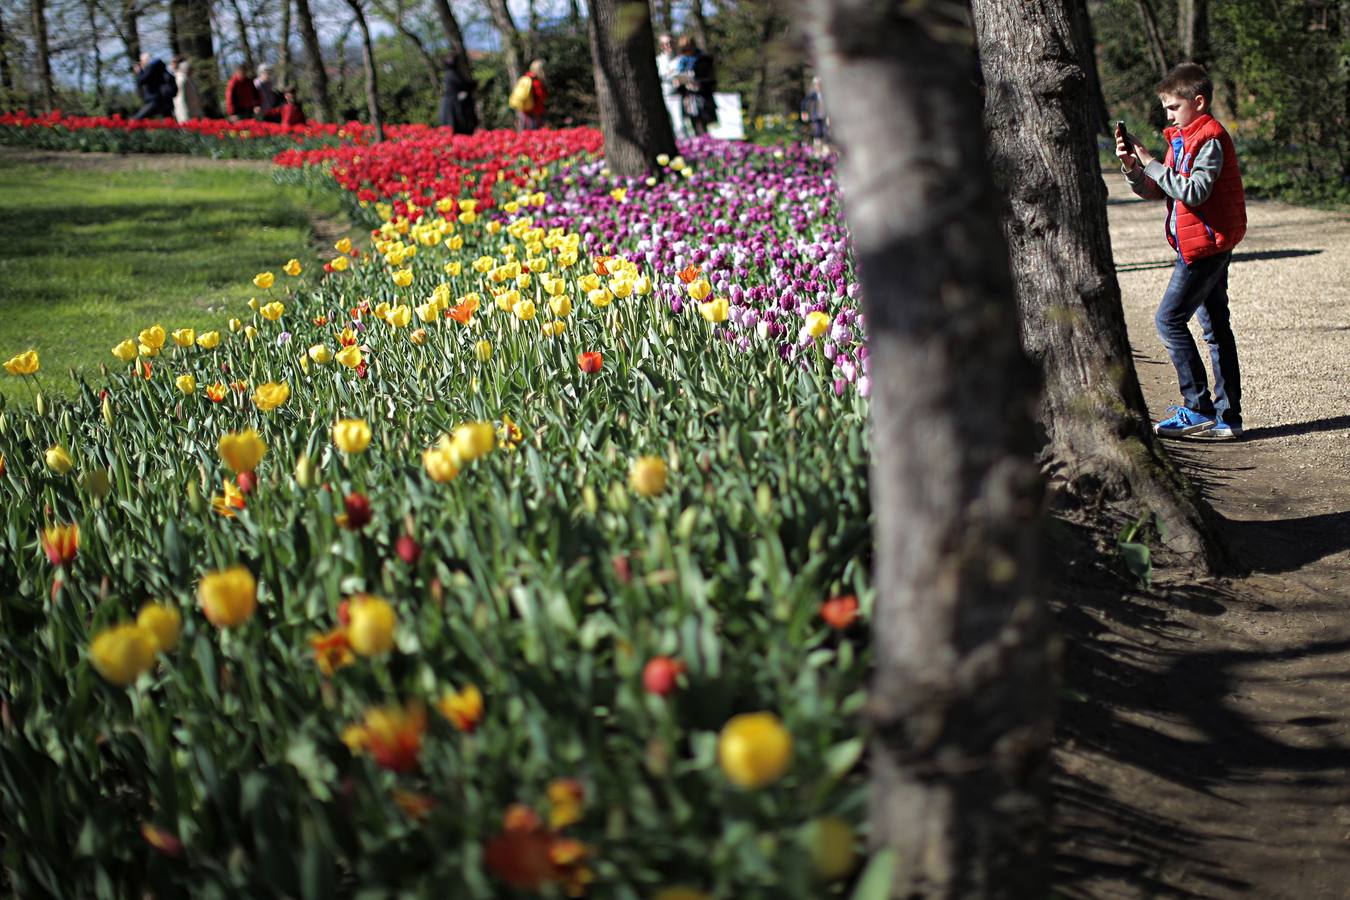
[656,34,717,137]
[129,53,305,125]
[225,63,306,125]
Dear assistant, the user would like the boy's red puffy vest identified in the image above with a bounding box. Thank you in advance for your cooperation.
[1162,114,1246,264]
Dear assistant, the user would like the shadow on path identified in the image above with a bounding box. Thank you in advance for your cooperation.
[1114,248,1324,273]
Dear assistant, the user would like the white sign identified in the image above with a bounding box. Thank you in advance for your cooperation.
[707,93,745,141]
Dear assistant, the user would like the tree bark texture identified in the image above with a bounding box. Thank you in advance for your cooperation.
[342,0,384,142]
[277,0,292,87]
[31,0,55,112]
[294,0,335,122]
[588,0,677,177]
[1135,0,1169,78]
[226,0,257,69]
[1176,0,1208,65]
[119,0,141,74]
[430,0,468,60]
[797,2,1051,895]
[1068,0,1110,135]
[687,0,710,49]
[486,0,525,84]
[972,0,1222,569]
[85,0,104,108]
[0,12,13,94]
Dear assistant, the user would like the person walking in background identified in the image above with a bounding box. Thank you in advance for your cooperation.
[225,63,261,121]
[255,65,280,121]
[278,86,307,126]
[439,52,478,135]
[509,59,547,131]
[656,33,686,139]
[675,37,716,136]
[131,54,176,120]
[171,56,203,122]
[800,75,830,155]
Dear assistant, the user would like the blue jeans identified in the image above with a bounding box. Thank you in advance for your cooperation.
[1154,251,1242,427]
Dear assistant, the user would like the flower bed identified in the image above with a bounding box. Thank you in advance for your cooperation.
[0,134,874,897]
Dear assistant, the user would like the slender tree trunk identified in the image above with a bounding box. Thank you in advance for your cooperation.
[569,0,584,32]
[342,0,384,141]
[527,0,538,61]
[653,0,672,35]
[1136,0,1169,78]
[85,0,105,109]
[486,0,526,84]
[176,0,221,116]
[972,0,1222,568]
[374,0,440,91]
[226,0,257,70]
[294,0,335,122]
[429,0,468,58]
[688,0,711,49]
[797,2,1049,895]
[31,0,55,112]
[1177,0,1208,65]
[752,6,778,117]
[0,12,14,95]
[119,0,142,73]
[169,0,183,56]
[277,0,292,86]
[589,0,677,176]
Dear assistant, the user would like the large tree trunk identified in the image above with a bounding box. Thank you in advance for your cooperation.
[485,0,525,84]
[1136,0,1169,78]
[1177,0,1208,65]
[294,0,335,122]
[118,0,142,74]
[277,0,292,87]
[170,0,220,116]
[0,12,14,95]
[798,2,1050,895]
[342,0,384,142]
[429,0,467,59]
[31,0,55,112]
[1068,0,1110,136]
[588,0,677,176]
[972,0,1223,569]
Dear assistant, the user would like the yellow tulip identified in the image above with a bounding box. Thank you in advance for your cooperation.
[243,325,259,342]
[138,342,160,358]
[175,374,196,395]
[699,297,730,324]
[171,328,195,347]
[89,624,157,686]
[475,340,493,362]
[3,350,40,375]
[347,595,396,656]
[410,328,428,346]
[283,258,302,277]
[331,255,350,272]
[513,299,537,321]
[112,340,138,363]
[578,273,601,293]
[45,445,73,475]
[253,271,275,289]
[137,603,182,653]
[198,565,258,628]
[717,712,792,789]
[196,331,221,349]
[634,275,653,296]
[804,817,858,880]
[228,318,243,333]
[335,237,353,254]
[422,445,460,482]
[588,288,613,308]
[385,305,412,328]
[391,268,414,287]
[629,456,667,497]
[610,278,633,299]
[308,344,333,364]
[804,311,831,339]
[336,345,363,369]
[415,302,439,323]
[252,382,290,411]
[248,297,260,311]
[332,419,372,454]
[217,429,267,473]
[444,260,462,276]
[452,422,496,462]
[549,296,573,318]
[138,325,166,351]
[541,320,566,337]
[259,301,285,322]
[686,279,712,301]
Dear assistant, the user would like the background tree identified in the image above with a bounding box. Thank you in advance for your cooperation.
[1135,0,1169,77]
[484,0,525,83]
[588,0,676,176]
[294,0,335,121]
[276,0,291,86]
[30,0,54,111]
[341,0,384,141]
[797,0,1049,894]
[1177,0,1209,64]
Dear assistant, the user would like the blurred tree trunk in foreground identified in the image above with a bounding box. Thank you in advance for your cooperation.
[973,0,1223,569]
[798,0,1051,895]
[588,0,676,176]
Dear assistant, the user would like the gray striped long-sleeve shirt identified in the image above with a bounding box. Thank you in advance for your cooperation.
[1123,138,1224,239]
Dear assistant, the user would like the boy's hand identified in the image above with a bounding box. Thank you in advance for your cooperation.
[1133,142,1155,167]
[1114,126,1139,172]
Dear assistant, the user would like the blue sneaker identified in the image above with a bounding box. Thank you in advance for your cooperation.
[1209,422,1243,440]
[1154,405,1216,438]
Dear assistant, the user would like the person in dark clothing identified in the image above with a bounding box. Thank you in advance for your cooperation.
[132,54,176,120]
[438,52,478,135]
[225,64,261,121]
[674,37,717,136]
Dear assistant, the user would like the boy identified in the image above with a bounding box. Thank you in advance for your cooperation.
[1117,63,1247,439]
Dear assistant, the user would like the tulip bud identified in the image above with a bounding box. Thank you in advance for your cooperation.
[294,452,315,489]
[643,656,685,696]
[186,478,204,515]
[35,392,46,417]
[83,468,112,499]
[395,534,421,565]
[236,471,257,495]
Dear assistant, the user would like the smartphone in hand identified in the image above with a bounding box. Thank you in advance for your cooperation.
[1115,120,1136,150]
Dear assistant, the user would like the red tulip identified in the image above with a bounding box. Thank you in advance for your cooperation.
[342,492,372,529]
[642,656,686,696]
[396,534,421,564]
[236,471,257,494]
[577,351,603,374]
[820,595,860,630]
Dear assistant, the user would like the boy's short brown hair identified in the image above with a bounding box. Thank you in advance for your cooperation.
[1156,63,1213,105]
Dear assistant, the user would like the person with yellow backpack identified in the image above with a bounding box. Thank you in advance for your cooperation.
[508,60,548,130]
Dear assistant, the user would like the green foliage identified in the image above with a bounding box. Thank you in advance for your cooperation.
[0,158,342,403]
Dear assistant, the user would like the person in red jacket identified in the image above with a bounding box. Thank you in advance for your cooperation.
[1118,62,1247,440]
[520,59,547,130]
[225,64,261,121]
[278,86,307,127]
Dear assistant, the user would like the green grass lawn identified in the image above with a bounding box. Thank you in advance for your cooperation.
[0,155,346,403]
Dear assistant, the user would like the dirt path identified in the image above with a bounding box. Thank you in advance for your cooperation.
[1054,179,1350,898]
